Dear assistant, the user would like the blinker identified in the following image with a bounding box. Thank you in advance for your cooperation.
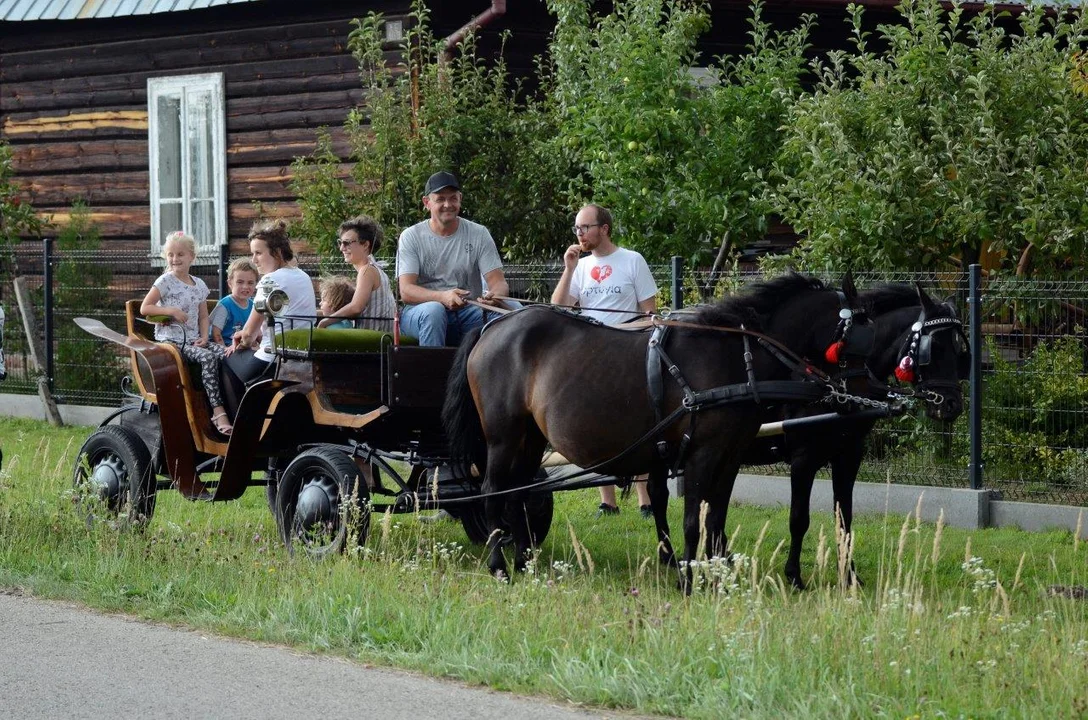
[845,323,875,356]
[917,334,933,366]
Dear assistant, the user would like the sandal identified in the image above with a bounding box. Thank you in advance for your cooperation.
[211,411,233,437]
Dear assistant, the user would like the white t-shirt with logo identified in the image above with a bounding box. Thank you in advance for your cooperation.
[569,247,658,326]
[255,266,317,362]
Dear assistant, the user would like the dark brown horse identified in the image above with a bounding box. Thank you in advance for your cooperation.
[442,273,876,587]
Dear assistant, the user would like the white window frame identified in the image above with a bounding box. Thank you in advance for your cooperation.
[147,72,228,263]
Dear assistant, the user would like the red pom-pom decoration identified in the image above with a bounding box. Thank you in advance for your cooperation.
[895,356,915,383]
[825,341,844,364]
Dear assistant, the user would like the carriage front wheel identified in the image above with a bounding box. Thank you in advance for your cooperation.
[72,425,156,526]
[275,447,370,558]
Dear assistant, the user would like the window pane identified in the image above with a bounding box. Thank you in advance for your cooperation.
[188,91,215,200]
[159,202,182,245]
[156,95,182,200]
[191,200,214,247]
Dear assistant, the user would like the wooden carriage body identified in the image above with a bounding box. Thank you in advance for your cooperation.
[118,300,455,501]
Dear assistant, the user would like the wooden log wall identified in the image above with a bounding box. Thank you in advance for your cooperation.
[0,0,411,258]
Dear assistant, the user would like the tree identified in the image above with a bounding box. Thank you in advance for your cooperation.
[770,0,1088,276]
[0,140,44,278]
[547,0,813,272]
[292,1,571,262]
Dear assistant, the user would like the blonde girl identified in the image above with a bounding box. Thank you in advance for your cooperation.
[140,231,232,436]
[317,215,396,330]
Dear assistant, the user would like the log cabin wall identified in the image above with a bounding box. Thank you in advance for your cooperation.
[0,0,413,258]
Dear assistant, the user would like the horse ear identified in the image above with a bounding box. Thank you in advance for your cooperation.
[915,282,937,312]
[841,270,858,300]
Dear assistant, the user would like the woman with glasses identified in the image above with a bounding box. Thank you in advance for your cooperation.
[318,215,396,331]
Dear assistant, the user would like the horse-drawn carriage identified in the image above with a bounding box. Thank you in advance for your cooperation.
[73,273,968,588]
[73,292,563,556]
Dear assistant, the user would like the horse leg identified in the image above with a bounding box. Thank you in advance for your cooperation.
[701,455,742,563]
[785,455,820,591]
[508,432,548,574]
[647,464,676,567]
[830,436,865,587]
[483,440,523,580]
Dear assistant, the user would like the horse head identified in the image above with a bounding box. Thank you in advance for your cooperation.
[891,285,967,421]
[721,272,877,406]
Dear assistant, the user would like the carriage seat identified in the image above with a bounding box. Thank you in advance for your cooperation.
[125,299,218,396]
[278,327,418,354]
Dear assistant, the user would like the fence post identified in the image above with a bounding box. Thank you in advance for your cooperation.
[968,263,983,490]
[670,255,683,311]
[42,237,54,393]
[218,242,229,299]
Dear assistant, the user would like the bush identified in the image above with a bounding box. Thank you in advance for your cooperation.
[548,0,813,268]
[292,1,572,264]
[770,0,1088,275]
[53,201,122,397]
[982,334,1088,484]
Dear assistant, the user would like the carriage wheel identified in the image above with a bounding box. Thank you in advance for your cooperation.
[72,425,156,526]
[276,447,370,558]
[455,477,554,547]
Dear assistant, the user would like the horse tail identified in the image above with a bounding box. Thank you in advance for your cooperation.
[442,325,487,477]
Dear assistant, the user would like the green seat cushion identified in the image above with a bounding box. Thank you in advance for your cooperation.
[278,327,418,353]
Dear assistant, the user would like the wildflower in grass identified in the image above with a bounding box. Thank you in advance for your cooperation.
[552,559,575,582]
[1072,639,1088,658]
[947,605,975,619]
[680,553,752,596]
[962,556,997,593]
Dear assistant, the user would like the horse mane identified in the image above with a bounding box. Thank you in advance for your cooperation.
[859,283,919,316]
[692,273,831,330]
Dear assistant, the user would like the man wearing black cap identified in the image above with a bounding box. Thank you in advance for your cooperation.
[396,171,510,346]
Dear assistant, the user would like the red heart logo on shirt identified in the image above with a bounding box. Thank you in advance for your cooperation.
[591,265,612,283]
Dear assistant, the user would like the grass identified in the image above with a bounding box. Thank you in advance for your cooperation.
[1,416,1087,718]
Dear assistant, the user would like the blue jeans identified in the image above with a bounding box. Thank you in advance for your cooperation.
[401,302,486,347]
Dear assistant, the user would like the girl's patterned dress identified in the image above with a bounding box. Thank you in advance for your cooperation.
[152,273,228,411]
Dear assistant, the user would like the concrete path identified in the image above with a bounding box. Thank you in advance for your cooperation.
[0,592,640,720]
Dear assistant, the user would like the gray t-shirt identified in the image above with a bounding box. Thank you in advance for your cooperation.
[395,218,503,300]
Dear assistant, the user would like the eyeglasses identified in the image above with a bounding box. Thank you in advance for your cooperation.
[572,224,601,236]
[337,239,358,249]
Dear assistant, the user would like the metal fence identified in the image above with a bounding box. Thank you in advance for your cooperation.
[2,243,1086,505]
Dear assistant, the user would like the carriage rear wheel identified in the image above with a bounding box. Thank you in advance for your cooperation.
[72,425,156,526]
[276,447,370,558]
[455,482,554,547]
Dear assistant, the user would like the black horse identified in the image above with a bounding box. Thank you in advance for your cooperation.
[443,273,877,586]
[742,283,969,589]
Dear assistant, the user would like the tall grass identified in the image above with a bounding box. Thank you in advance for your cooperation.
[1,417,1086,717]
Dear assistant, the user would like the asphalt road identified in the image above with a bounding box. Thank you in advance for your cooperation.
[0,592,642,720]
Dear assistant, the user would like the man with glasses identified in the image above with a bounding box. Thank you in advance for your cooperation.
[551,203,659,518]
[396,171,510,346]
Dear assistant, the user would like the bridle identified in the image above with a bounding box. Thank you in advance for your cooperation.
[820,291,879,403]
[893,302,969,407]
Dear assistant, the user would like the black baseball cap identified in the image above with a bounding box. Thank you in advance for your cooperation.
[424,171,460,195]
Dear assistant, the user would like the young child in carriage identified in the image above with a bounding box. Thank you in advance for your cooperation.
[140,231,232,436]
[318,275,356,329]
[210,257,258,346]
